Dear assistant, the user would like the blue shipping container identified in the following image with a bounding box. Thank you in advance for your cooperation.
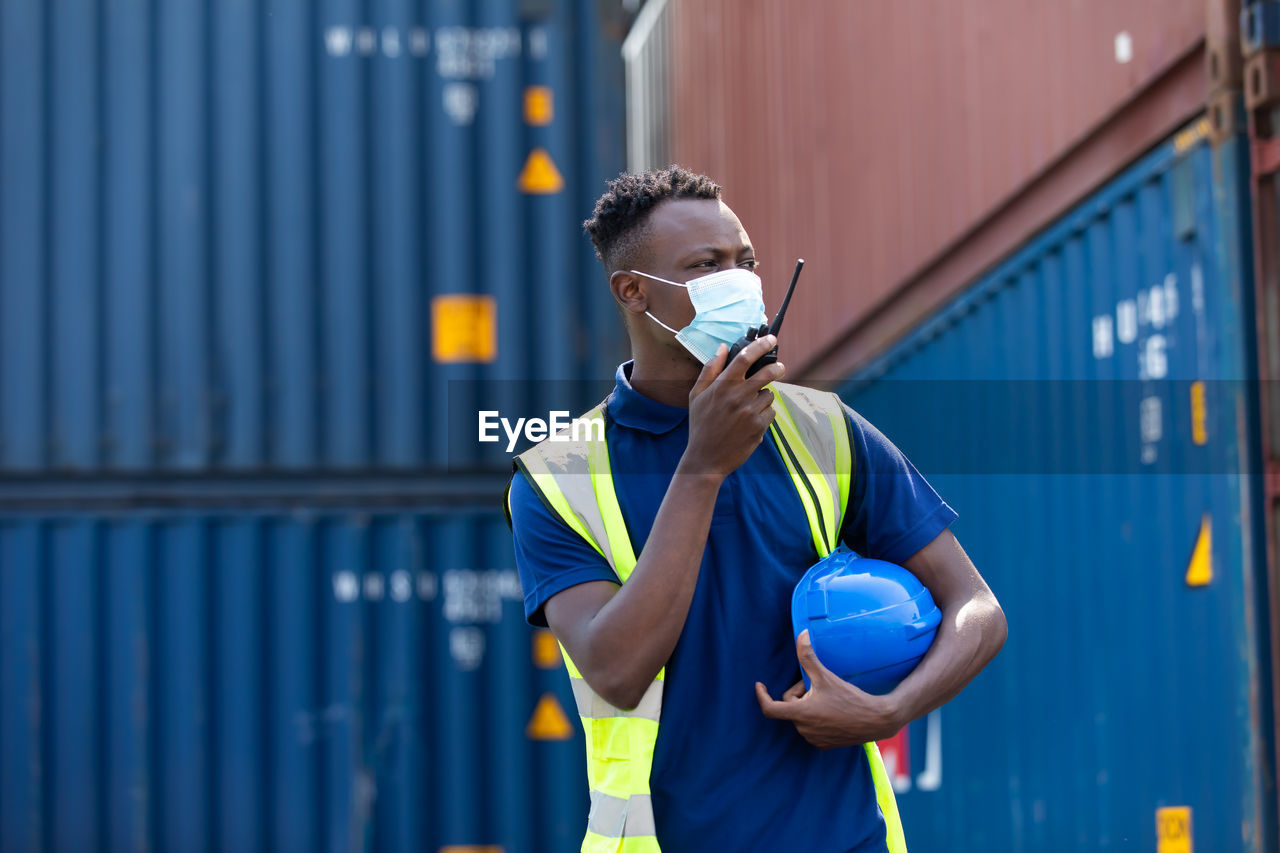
[0,506,585,852]
[0,0,628,474]
[841,119,1276,850]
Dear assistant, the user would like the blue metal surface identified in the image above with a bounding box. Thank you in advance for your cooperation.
[0,507,586,852]
[841,122,1276,851]
[0,0,627,474]
[1242,2,1280,54]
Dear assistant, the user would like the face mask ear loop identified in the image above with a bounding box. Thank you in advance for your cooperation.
[644,310,681,335]
[629,270,687,288]
[630,271,690,336]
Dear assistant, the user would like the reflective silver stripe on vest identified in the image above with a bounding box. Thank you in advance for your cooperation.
[588,791,657,838]
[773,384,847,532]
[520,407,617,573]
[571,677,663,721]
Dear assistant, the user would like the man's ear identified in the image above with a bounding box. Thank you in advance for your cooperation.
[610,270,648,316]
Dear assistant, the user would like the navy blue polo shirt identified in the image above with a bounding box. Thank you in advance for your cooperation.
[509,362,956,852]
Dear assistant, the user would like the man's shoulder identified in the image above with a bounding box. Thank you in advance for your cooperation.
[772,381,844,410]
[771,382,854,439]
[514,398,611,464]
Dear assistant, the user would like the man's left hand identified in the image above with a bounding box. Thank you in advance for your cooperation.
[754,630,904,749]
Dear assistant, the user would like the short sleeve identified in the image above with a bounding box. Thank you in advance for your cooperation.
[838,404,958,563]
[508,469,621,626]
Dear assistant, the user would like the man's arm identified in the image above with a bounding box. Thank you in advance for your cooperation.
[545,335,783,711]
[756,528,1006,748]
[887,528,1006,719]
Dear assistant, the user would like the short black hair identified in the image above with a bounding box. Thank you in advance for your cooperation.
[583,165,722,274]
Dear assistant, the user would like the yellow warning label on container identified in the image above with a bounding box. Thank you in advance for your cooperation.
[1173,118,1211,154]
[1190,381,1208,445]
[1185,516,1213,587]
[1156,806,1192,853]
[524,86,553,126]
[526,692,574,740]
[517,148,564,194]
[532,629,562,669]
[432,295,496,363]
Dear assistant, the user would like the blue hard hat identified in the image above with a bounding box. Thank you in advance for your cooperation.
[791,550,942,694]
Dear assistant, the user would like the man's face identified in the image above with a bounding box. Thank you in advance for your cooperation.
[633,198,758,335]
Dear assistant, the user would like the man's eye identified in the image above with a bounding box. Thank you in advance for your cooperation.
[740,259,759,269]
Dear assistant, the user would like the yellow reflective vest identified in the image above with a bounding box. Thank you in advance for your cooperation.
[509,382,907,853]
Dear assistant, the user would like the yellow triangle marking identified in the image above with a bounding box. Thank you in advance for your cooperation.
[517,148,564,194]
[526,692,573,740]
[1185,514,1212,587]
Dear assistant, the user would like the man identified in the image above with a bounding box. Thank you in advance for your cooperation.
[507,166,1006,852]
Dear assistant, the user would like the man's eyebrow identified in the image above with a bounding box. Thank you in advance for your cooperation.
[679,244,755,260]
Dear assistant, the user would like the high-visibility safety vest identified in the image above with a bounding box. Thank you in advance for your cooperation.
[508,382,908,853]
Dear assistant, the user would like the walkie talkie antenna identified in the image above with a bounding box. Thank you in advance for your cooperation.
[768,259,805,336]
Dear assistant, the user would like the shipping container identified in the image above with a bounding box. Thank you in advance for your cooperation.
[0,506,586,852]
[627,0,1211,378]
[0,0,629,475]
[838,120,1276,851]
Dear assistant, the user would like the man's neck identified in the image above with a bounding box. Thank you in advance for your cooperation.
[628,349,701,409]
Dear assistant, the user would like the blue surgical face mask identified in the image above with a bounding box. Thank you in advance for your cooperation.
[631,267,769,364]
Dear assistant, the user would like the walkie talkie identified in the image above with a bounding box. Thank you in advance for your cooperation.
[726,258,804,378]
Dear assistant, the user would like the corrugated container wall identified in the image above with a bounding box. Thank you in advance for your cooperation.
[0,0,631,849]
[840,122,1276,850]
[657,0,1207,378]
[0,0,629,475]
[0,507,586,852]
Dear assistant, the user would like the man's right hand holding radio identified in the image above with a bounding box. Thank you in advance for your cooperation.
[683,333,784,480]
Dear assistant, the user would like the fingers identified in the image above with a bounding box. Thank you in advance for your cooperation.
[753,387,776,414]
[754,400,777,435]
[795,630,834,687]
[782,680,807,701]
[744,360,786,394]
[755,681,777,715]
[722,335,777,380]
[755,681,797,720]
[690,344,729,398]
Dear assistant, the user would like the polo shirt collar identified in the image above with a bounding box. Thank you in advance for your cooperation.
[607,361,690,435]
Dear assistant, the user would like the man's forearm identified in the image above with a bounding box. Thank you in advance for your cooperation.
[879,530,1007,729]
[884,591,1007,727]
[755,594,1006,749]
[566,462,723,708]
